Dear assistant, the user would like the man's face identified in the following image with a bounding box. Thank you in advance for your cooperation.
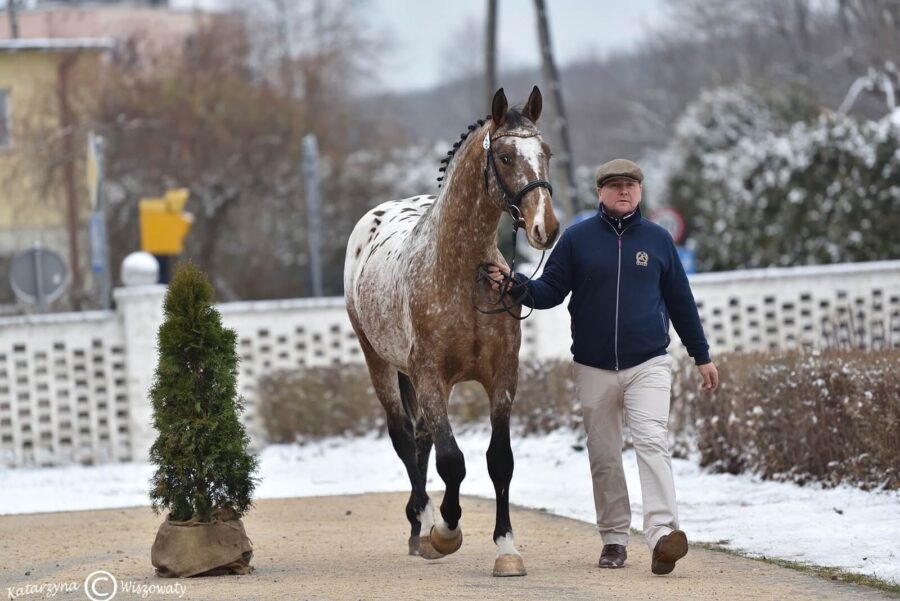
[598,178,642,218]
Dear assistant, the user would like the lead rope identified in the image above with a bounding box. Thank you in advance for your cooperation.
[473,127,550,319]
[473,234,546,320]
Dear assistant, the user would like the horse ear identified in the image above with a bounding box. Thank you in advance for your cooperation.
[491,88,508,127]
[523,85,542,122]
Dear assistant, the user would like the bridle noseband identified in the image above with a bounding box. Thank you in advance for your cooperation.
[474,129,553,320]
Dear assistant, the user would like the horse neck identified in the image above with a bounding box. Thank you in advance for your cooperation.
[428,137,503,276]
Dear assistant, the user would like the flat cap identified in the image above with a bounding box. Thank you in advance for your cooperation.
[595,159,644,187]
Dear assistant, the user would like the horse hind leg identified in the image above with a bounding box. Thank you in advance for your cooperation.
[397,372,443,560]
[411,375,465,557]
[413,416,439,558]
[355,335,436,558]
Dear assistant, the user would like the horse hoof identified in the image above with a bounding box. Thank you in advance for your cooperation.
[408,535,420,556]
[417,534,446,560]
[493,554,527,577]
[429,525,463,556]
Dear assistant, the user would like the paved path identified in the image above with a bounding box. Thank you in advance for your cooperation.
[1,493,896,600]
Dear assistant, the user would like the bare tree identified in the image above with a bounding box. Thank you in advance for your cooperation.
[240,0,384,156]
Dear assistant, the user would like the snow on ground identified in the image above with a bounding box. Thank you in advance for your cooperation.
[1,429,898,584]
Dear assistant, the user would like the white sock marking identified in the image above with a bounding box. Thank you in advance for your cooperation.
[495,532,520,557]
[434,519,460,538]
[417,500,436,531]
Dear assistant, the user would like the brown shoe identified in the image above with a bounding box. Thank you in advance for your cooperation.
[598,544,627,568]
[651,530,688,575]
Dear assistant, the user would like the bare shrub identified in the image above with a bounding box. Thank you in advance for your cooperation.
[673,350,900,490]
[448,359,580,435]
[258,358,580,441]
[257,364,383,442]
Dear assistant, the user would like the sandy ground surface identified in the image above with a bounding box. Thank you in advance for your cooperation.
[1,493,896,601]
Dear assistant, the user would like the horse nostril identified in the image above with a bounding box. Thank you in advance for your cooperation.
[531,224,544,242]
[548,227,559,245]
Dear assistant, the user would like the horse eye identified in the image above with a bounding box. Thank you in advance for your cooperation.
[500,155,512,165]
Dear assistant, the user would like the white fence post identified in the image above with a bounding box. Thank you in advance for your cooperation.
[114,284,166,463]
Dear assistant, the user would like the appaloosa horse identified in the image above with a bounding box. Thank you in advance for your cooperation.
[344,87,559,576]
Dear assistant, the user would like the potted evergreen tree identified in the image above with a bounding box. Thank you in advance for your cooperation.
[149,262,259,578]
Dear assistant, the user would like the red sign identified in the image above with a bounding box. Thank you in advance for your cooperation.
[651,207,686,244]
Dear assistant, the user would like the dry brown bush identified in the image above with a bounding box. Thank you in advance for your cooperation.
[257,365,384,442]
[447,359,581,435]
[257,359,580,441]
[672,349,900,490]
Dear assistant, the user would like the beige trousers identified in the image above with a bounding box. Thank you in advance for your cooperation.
[573,354,678,550]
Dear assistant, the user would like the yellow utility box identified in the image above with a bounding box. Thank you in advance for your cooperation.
[139,188,194,255]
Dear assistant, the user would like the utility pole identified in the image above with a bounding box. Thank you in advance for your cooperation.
[87,132,112,309]
[7,0,19,39]
[302,134,324,297]
[484,0,497,111]
[534,0,577,221]
[58,53,83,305]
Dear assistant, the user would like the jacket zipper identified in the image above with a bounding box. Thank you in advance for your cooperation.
[615,235,622,370]
[604,217,636,371]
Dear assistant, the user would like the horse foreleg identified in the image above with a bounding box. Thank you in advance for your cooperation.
[415,378,465,556]
[486,384,527,577]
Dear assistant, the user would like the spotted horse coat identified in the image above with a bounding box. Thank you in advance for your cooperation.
[344,87,560,577]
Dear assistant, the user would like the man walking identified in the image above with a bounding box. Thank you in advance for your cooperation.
[488,159,718,574]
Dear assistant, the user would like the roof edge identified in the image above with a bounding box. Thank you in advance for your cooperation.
[0,37,117,53]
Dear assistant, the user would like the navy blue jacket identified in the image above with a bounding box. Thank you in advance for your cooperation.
[513,205,710,370]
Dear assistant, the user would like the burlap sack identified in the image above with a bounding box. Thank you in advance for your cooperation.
[151,507,254,578]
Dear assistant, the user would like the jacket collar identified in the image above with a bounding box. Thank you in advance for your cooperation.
[599,203,643,231]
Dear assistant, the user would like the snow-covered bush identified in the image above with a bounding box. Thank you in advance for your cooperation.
[664,85,900,270]
[672,349,900,491]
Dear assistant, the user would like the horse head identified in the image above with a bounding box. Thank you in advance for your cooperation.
[487,86,560,250]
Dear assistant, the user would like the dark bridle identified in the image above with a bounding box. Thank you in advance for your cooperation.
[481,129,554,229]
[474,129,553,320]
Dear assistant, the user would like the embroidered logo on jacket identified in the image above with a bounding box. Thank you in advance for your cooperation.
[636,251,649,267]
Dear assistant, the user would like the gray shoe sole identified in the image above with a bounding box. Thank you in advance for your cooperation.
[598,560,625,569]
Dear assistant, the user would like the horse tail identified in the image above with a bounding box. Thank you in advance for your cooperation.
[397,371,418,422]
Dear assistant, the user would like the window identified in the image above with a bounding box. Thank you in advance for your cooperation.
[0,89,9,149]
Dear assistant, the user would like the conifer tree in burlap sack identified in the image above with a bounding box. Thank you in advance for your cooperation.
[149,262,259,578]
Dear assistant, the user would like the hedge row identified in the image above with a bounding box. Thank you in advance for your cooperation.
[257,359,579,442]
[257,350,900,490]
[673,350,900,491]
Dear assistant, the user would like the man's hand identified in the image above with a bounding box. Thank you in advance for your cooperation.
[698,362,719,393]
[486,263,512,292]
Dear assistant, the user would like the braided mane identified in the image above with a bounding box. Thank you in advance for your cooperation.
[437,115,489,188]
[436,108,534,188]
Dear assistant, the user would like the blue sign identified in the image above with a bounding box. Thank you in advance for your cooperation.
[568,210,596,227]
[677,246,696,275]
